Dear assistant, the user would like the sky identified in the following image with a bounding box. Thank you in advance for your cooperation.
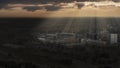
[0,0,119,17]
[0,0,74,11]
[0,4,64,17]
[0,0,66,17]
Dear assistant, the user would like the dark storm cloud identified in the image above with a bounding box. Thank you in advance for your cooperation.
[0,0,65,9]
[0,0,71,5]
[45,5,61,11]
[0,0,119,9]
[0,4,61,12]
[0,0,119,5]
[0,4,13,9]
[22,6,43,12]
[22,5,61,11]
[0,4,6,9]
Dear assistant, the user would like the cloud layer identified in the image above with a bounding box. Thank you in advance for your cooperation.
[0,0,66,11]
[0,0,119,11]
[22,6,43,12]
[0,0,119,5]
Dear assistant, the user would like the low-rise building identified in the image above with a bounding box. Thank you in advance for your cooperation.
[37,33,80,44]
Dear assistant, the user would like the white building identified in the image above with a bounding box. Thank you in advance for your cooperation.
[110,34,118,44]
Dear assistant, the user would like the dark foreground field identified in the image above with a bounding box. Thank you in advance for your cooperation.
[0,17,120,68]
[1,42,120,68]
